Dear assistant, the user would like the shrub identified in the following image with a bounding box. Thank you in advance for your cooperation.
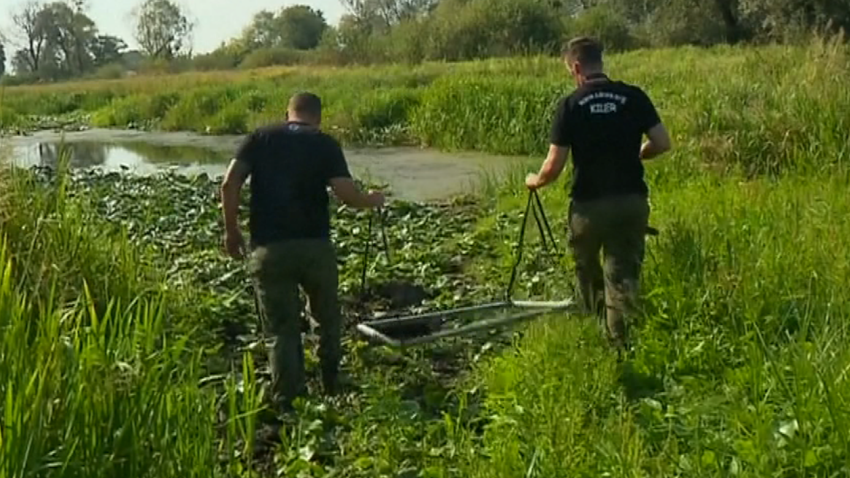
[239,48,308,69]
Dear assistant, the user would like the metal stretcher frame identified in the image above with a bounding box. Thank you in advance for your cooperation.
[355,190,578,347]
[355,298,578,347]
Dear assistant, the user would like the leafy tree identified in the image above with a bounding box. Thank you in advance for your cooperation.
[342,0,436,30]
[132,0,194,59]
[0,42,6,76]
[41,1,98,75]
[741,0,850,39]
[241,6,328,50]
[8,0,111,79]
[10,0,50,73]
[12,49,34,74]
[242,10,278,48]
[568,4,636,50]
[90,35,128,67]
[277,6,328,50]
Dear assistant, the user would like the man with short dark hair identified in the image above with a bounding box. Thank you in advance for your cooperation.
[221,91,385,410]
[525,37,672,349]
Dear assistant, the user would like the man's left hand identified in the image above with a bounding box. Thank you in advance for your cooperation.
[525,173,541,190]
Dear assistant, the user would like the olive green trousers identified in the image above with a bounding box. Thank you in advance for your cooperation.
[249,239,342,409]
[568,194,650,347]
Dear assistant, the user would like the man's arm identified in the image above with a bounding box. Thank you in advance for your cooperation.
[221,158,251,232]
[527,97,571,190]
[324,137,384,209]
[636,88,672,161]
[329,177,384,209]
[640,123,672,160]
[526,144,570,190]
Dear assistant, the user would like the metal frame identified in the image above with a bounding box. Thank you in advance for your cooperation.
[356,298,577,347]
[355,189,577,348]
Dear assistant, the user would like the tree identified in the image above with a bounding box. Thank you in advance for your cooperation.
[40,1,98,75]
[341,0,436,32]
[10,0,50,73]
[714,0,743,43]
[241,6,329,50]
[740,0,850,39]
[0,42,6,76]
[90,35,128,67]
[132,0,194,59]
[12,49,34,74]
[242,10,278,48]
[277,6,328,49]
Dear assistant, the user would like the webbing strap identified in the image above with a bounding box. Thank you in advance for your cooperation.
[359,208,391,299]
[504,189,560,300]
[357,190,559,303]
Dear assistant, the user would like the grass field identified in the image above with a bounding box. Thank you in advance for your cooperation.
[2,37,850,477]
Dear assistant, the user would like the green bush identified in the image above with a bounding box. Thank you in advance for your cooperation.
[91,94,151,127]
[567,5,638,51]
[353,88,421,130]
[208,101,250,135]
[411,75,563,155]
[239,47,309,69]
[0,107,21,129]
[92,63,128,80]
[161,88,236,132]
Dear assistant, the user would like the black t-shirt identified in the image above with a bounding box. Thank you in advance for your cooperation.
[235,121,352,246]
[550,77,661,201]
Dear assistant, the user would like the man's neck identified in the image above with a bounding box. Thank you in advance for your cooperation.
[286,117,318,130]
[579,71,608,86]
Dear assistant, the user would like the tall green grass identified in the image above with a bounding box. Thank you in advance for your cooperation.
[0,159,264,477]
[450,138,850,476]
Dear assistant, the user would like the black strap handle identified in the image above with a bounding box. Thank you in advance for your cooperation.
[359,208,392,300]
[505,189,560,300]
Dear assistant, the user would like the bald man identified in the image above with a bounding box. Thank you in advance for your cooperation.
[221,92,384,411]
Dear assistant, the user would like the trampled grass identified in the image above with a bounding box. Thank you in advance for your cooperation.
[2,36,850,477]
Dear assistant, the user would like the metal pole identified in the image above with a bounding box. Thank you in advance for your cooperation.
[361,301,511,327]
[355,323,402,347]
[396,307,564,346]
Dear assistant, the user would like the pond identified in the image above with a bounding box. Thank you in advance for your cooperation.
[2,129,532,202]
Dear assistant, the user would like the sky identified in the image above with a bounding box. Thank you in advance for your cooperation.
[3,0,349,54]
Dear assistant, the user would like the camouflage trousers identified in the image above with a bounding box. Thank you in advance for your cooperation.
[568,194,650,348]
[249,239,342,410]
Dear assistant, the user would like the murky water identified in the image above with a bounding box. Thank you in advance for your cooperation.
[2,129,532,202]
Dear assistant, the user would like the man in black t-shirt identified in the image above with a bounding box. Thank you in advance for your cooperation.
[526,37,672,349]
[221,92,384,410]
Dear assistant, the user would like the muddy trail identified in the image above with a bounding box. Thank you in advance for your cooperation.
[2,129,531,202]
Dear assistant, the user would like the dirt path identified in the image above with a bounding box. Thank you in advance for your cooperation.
[3,129,530,202]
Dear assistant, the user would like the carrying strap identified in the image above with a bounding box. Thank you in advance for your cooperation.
[504,189,560,300]
[356,190,559,304]
[359,207,392,300]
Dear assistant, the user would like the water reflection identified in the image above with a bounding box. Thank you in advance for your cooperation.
[14,141,230,176]
[36,142,107,169]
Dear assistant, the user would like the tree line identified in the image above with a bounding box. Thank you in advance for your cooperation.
[0,0,193,84]
[1,0,848,84]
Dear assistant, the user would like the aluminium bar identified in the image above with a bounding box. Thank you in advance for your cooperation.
[393,307,561,346]
[360,301,511,327]
[355,323,403,347]
[509,299,576,309]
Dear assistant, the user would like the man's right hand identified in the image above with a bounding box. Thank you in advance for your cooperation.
[367,190,386,208]
[224,229,246,260]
